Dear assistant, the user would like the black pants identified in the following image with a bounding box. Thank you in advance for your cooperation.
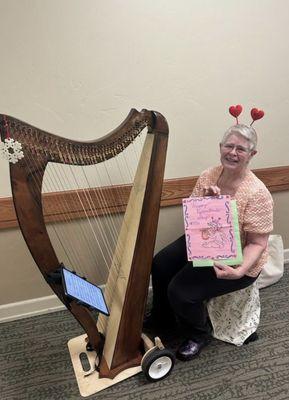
[151,235,257,339]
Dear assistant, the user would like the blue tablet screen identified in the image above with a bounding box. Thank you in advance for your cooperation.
[62,268,109,316]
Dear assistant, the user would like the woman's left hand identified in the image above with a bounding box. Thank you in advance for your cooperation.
[213,261,244,279]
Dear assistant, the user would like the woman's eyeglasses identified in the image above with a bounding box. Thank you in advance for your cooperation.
[221,143,250,154]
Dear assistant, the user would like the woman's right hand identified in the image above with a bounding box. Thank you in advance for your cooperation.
[203,185,221,196]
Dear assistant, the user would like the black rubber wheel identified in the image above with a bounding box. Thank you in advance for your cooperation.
[142,348,175,382]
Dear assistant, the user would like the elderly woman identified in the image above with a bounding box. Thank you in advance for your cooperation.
[145,121,273,361]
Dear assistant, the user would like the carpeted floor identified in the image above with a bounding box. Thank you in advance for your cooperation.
[1,266,289,400]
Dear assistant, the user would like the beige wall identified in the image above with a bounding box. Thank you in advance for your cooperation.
[0,0,289,305]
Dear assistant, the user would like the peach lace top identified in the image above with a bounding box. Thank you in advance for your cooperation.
[192,165,274,277]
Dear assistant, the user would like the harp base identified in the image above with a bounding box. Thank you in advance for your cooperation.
[68,334,142,397]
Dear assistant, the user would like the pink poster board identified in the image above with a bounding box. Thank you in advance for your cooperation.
[182,196,237,261]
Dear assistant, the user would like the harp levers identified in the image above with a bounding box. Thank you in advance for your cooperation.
[0,109,174,395]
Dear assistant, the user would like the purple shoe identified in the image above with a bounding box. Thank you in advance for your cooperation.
[176,338,209,361]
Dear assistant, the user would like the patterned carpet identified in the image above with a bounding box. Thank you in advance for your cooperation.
[1,266,289,400]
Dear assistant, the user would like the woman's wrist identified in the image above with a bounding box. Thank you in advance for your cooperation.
[235,264,251,278]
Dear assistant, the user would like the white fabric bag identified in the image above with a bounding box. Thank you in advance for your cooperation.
[257,234,284,289]
[207,234,284,346]
[207,282,260,346]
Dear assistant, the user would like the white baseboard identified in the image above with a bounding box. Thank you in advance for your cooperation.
[0,295,66,323]
[1,248,288,323]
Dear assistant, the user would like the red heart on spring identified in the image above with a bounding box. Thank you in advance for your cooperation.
[229,104,243,118]
[251,108,264,121]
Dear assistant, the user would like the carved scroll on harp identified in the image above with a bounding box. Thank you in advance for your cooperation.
[0,109,169,379]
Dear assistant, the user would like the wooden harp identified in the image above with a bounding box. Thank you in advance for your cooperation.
[0,109,169,394]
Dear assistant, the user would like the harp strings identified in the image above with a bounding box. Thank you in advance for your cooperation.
[93,158,123,251]
[42,150,100,276]
[48,163,105,279]
[67,159,121,281]
[43,131,145,290]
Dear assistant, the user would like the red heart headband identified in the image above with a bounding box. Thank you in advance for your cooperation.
[229,104,265,125]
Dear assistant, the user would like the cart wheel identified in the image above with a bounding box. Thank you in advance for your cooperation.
[142,348,175,382]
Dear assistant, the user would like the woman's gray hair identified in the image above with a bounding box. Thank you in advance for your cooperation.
[221,124,257,151]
